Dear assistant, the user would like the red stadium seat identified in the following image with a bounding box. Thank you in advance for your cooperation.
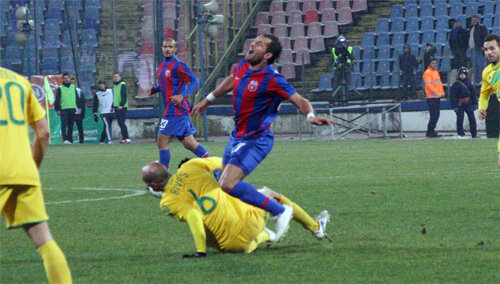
[304,9,320,24]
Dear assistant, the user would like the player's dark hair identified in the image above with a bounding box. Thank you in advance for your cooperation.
[262,34,282,64]
[485,34,500,48]
[178,157,192,169]
[62,72,70,78]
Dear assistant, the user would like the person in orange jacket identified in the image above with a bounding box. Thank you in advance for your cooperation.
[423,58,445,138]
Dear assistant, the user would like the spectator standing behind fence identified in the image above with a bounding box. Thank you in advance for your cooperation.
[450,67,477,138]
[423,59,445,138]
[55,73,79,144]
[112,73,131,144]
[449,18,469,69]
[93,81,114,144]
[468,15,488,86]
[423,43,436,73]
[397,44,419,100]
[71,77,86,144]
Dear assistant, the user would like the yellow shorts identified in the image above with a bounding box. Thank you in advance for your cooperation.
[222,208,268,254]
[0,185,49,229]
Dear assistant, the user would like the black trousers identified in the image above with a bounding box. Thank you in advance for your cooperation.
[426,98,441,134]
[332,67,351,104]
[114,107,129,140]
[401,72,416,97]
[60,109,75,142]
[74,113,84,144]
[456,104,477,136]
[100,113,114,142]
[451,49,467,69]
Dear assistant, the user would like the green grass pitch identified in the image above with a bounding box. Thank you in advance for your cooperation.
[1,138,499,283]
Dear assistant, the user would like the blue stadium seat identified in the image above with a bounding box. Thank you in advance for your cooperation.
[376,60,390,73]
[84,6,100,24]
[312,74,333,93]
[46,7,63,23]
[436,29,448,44]
[42,48,60,60]
[436,15,450,31]
[380,71,391,90]
[420,4,433,18]
[434,3,448,17]
[421,30,435,47]
[407,31,420,46]
[376,32,390,46]
[404,4,419,19]
[393,44,404,60]
[349,72,362,91]
[377,45,391,61]
[376,18,389,33]
[47,0,63,10]
[352,46,361,61]
[482,1,494,15]
[482,14,493,28]
[81,29,98,47]
[83,18,98,30]
[85,0,102,9]
[390,17,405,32]
[6,47,22,65]
[449,3,464,18]
[420,16,434,31]
[439,56,449,72]
[390,5,403,19]
[61,56,76,73]
[404,0,417,6]
[492,27,500,36]
[465,2,479,16]
[391,70,400,89]
[43,33,61,48]
[67,0,83,11]
[405,17,420,32]
[392,32,406,46]
[361,32,375,46]
[361,46,375,61]
[454,14,467,25]
[359,73,374,91]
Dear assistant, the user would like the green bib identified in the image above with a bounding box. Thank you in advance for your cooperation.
[60,85,77,109]
[113,82,128,107]
[332,46,353,63]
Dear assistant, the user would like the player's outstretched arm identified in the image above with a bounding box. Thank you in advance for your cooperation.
[193,74,234,115]
[287,94,334,126]
[31,118,50,168]
[183,207,207,258]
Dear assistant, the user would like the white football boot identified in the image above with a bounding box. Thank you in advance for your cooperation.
[313,210,332,242]
[270,204,294,243]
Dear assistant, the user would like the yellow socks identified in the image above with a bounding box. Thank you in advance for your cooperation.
[280,194,319,232]
[36,240,72,284]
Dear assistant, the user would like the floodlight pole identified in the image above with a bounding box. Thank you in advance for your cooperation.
[197,1,208,141]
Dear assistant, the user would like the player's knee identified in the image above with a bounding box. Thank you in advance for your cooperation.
[219,178,236,193]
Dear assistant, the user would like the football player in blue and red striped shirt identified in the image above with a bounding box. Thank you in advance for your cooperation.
[194,34,333,242]
[149,38,210,171]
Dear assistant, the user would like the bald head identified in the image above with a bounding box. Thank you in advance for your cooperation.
[141,162,169,186]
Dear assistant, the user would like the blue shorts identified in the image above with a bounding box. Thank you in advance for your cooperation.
[158,116,196,137]
[222,133,274,175]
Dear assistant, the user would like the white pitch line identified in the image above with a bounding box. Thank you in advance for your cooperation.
[45,187,146,205]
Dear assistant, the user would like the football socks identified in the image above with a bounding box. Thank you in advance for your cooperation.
[230,181,285,216]
[193,144,210,158]
[279,194,319,232]
[36,240,72,284]
[159,149,170,169]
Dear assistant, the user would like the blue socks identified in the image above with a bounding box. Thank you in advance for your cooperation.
[193,144,209,158]
[159,149,170,169]
[229,181,285,216]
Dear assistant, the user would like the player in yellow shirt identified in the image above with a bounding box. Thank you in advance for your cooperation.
[0,67,72,283]
[141,157,331,257]
[477,34,500,168]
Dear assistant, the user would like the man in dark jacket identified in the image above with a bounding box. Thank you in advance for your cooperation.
[449,19,469,69]
[398,44,419,100]
[450,67,477,138]
[468,15,489,85]
[113,72,131,144]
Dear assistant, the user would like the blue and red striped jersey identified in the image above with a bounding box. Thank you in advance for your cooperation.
[154,56,200,116]
[231,60,296,139]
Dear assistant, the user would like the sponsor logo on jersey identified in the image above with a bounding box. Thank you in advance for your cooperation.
[166,70,171,77]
